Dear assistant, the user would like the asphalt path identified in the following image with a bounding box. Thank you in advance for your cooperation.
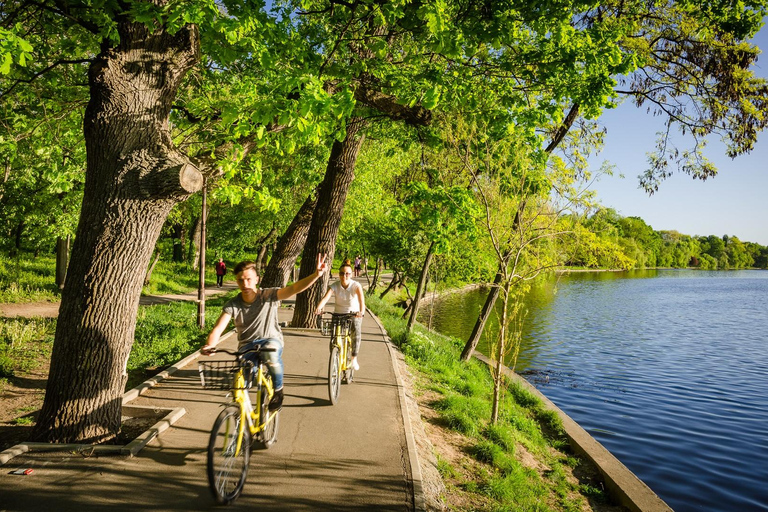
[0,291,417,511]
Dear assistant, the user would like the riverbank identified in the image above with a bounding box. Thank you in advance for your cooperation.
[420,269,768,511]
[368,294,632,511]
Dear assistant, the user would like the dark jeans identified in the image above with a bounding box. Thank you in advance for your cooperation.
[216,274,224,286]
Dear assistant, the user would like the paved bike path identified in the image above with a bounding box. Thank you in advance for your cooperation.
[0,296,418,511]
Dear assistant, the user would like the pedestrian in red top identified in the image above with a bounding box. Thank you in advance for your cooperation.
[215,257,226,288]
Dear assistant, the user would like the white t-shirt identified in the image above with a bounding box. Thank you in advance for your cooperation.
[330,280,362,313]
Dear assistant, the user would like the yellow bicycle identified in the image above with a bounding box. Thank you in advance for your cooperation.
[198,345,279,504]
[321,312,357,405]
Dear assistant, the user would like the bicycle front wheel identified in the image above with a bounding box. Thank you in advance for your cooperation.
[207,405,250,504]
[328,345,341,405]
[258,373,279,449]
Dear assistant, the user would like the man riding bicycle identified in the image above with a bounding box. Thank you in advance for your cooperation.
[202,254,328,411]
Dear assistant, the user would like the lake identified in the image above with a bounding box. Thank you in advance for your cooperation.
[419,269,768,512]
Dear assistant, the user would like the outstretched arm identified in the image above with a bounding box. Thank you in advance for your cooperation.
[276,253,328,301]
[201,312,232,354]
[315,288,334,315]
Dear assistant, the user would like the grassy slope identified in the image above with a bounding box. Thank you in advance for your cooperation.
[367,294,615,512]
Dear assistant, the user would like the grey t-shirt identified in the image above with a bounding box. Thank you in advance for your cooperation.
[223,288,283,348]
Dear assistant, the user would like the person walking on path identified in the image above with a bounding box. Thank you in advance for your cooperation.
[354,255,362,277]
[202,254,328,411]
[214,257,226,288]
[314,260,365,371]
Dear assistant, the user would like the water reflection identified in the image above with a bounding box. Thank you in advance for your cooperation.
[420,269,768,512]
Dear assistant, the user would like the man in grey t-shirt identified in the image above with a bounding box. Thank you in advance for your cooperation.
[202,254,328,411]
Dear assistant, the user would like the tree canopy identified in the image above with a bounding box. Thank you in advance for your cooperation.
[1,0,767,443]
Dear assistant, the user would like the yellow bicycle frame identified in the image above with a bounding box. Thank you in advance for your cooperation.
[333,320,352,371]
[228,364,277,457]
[333,320,352,372]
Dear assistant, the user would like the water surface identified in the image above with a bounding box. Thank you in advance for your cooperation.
[421,270,768,512]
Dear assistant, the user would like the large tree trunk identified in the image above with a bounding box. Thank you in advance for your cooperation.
[291,119,366,327]
[254,225,277,274]
[261,193,317,288]
[55,236,70,290]
[32,19,201,443]
[406,240,436,332]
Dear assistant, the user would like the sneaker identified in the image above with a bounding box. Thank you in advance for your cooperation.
[351,358,360,371]
[268,388,284,412]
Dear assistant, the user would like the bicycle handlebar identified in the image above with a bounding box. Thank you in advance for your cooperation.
[203,344,277,358]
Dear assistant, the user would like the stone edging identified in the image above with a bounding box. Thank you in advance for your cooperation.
[473,353,673,512]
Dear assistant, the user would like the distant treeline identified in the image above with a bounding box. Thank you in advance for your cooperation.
[563,209,768,270]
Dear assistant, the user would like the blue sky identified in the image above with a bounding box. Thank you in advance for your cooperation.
[589,25,768,246]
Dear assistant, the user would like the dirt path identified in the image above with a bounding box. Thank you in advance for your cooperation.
[0,282,239,318]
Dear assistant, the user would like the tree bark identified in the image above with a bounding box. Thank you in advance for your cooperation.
[367,257,382,296]
[379,270,401,299]
[188,215,201,268]
[55,236,70,290]
[460,271,502,361]
[406,240,436,332]
[255,225,278,275]
[291,118,366,327]
[261,193,317,288]
[144,251,161,286]
[32,19,202,443]
[172,222,184,262]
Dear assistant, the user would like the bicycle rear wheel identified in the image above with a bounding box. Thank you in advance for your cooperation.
[258,373,279,448]
[328,345,341,405]
[207,405,250,504]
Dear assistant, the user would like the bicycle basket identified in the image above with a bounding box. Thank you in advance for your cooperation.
[331,316,351,334]
[320,318,333,336]
[198,361,244,390]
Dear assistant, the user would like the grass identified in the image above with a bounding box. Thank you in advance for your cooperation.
[367,293,611,511]
[0,317,56,378]
[125,292,235,389]
[0,254,60,303]
[0,290,236,389]
[141,260,217,295]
